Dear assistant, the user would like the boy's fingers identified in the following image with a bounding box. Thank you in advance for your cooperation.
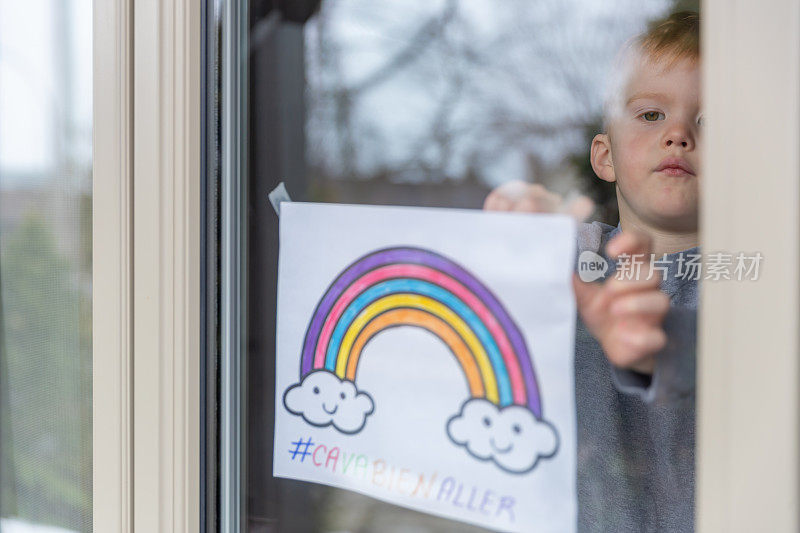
[495,180,530,201]
[513,196,557,213]
[561,195,595,223]
[483,180,526,210]
[574,271,660,319]
[518,186,562,212]
[483,191,510,211]
[587,274,662,317]
[610,291,670,319]
[616,324,667,356]
[606,321,667,365]
[605,273,662,294]
[573,273,602,314]
[484,181,564,213]
[606,230,654,259]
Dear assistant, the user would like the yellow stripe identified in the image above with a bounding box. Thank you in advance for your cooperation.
[335,293,498,404]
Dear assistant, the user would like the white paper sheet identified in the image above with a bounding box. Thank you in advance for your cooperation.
[274,202,577,533]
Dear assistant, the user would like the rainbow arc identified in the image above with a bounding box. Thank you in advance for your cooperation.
[300,247,542,418]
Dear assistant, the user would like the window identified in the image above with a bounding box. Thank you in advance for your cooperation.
[0,1,93,531]
[94,0,800,530]
[220,1,718,532]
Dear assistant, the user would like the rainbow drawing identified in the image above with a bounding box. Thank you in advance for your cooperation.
[299,246,543,418]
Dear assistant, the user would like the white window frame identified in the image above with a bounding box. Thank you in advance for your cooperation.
[92,0,800,531]
[697,1,800,531]
[93,0,201,531]
[93,0,133,529]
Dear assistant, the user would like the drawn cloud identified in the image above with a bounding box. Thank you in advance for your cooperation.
[446,398,558,473]
[283,370,375,434]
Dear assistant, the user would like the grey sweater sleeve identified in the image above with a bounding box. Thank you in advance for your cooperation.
[611,305,697,403]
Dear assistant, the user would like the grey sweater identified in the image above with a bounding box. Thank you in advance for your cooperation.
[575,221,698,533]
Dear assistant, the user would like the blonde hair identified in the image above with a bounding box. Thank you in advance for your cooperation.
[603,11,700,129]
[639,11,700,66]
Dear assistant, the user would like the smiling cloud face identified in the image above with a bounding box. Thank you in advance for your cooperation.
[283,370,375,434]
[446,398,558,473]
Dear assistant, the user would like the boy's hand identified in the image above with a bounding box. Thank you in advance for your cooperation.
[483,180,595,222]
[572,231,670,375]
[485,182,668,373]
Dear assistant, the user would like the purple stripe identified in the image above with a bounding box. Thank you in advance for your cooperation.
[300,247,542,417]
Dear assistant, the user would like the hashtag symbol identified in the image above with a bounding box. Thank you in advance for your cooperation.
[288,437,314,462]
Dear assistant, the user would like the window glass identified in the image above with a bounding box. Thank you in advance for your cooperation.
[240,0,698,530]
[0,1,93,531]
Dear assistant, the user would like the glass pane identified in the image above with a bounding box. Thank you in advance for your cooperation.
[0,0,93,531]
[215,0,701,531]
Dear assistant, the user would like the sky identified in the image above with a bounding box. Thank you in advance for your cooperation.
[0,0,92,186]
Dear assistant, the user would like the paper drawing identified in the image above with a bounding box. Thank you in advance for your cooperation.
[273,202,577,533]
[282,246,559,473]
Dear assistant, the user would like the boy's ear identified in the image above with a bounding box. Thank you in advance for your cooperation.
[590,134,616,183]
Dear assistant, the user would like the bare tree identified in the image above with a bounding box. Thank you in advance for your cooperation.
[306,0,672,193]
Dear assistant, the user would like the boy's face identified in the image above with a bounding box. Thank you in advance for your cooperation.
[593,56,701,233]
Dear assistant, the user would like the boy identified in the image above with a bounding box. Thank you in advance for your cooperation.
[485,12,701,532]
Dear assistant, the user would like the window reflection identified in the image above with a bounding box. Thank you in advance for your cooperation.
[0,1,92,531]
[245,1,695,531]
[303,0,675,220]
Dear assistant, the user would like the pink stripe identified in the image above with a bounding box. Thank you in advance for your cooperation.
[313,264,527,405]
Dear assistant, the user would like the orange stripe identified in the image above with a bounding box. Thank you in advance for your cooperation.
[345,308,485,398]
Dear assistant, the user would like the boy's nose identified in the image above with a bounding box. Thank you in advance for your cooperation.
[665,138,689,148]
[662,125,695,150]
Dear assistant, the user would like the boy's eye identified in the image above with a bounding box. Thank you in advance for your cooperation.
[640,111,665,122]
